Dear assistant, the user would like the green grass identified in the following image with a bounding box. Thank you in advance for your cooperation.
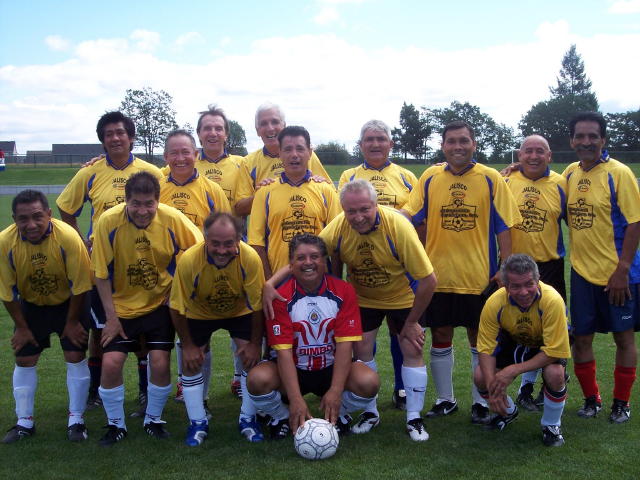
[1,168,639,479]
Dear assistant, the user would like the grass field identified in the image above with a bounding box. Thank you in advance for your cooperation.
[0,166,639,479]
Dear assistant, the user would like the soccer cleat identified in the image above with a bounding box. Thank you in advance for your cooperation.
[185,420,208,446]
[144,421,170,439]
[471,403,491,425]
[239,417,264,442]
[406,418,429,442]
[269,418,290,440]
[577,395,602,419]
[174,380,184,403]
[67,423,89,442]
[533,388,545,408]
[609,399,631,424]
[425,399,459,418]
[351,411,380,434]
[541,425,565,447]
[517,385,541,412]
[392,389,407,410]
[230,379,242,399]
[203,400,212,421]
[2,424,35,444]
[99,425,127,447]
[86,391,103,410]
[484,406,519,431]
[335,415,352,436]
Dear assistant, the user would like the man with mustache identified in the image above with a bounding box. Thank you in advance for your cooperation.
[562,112,640,423]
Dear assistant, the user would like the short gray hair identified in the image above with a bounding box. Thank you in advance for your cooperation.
[255,102,285,129]
[359,119,392,144]
[500,254,540,286]
[164,129,197,154]
[340,179,378,205]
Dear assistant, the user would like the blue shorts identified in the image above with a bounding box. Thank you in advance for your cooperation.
[570,268,638,335]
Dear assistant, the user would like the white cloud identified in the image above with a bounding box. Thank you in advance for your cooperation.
[44,35,70,52]
[174,32,205,49]
[314,6,340,25]
[2,27,639,154]
[609,0,640,14]
[220,36,231,47]
[130,29,161,52]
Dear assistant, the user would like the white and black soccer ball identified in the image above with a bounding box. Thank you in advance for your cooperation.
[293,418,339,460]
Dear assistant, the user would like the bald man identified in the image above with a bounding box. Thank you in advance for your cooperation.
[505,135,568,410]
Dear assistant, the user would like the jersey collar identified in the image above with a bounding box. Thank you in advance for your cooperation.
[106,152,133,170]
[362,159,391,171]
[20,221,53,244]
[579,150,610,172]
[445,159,476,176]
[520,166,551,181]
[200,148,229,163]
[167,169,199,186]
[263,146,279,158]
[280,170,311,186]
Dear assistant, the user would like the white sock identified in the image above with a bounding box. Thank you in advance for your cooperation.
[144,382,172,424]
[519,368,541,392]
[175,341,183,377]
[505,395,516,415]
[430,345,455,402]
[248,390,289,422]
[99,384,126,429]
[182,374,206,422]
[239,370,257,421]
[231,338,243,377]
[470,347,487,406]
[541,387,566,427]
[66,359,89,426]
[340,390,375,416]
[402,365,427,421]
[362,359,379,416]
[13,365,37,429]
[202,350,212,399]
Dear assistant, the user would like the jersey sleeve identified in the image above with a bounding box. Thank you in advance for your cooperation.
[490,170,522,231]
[61,227,92,295]
[267,297,293,350]
[540,293,571,359]
[309,152,333,184]
[337,169,351,192]
[235,158,255,201]
[90,213,115,280]
[477,290,504,355]
[247,187,269,247]
[169,250,193,316]
[0,232,17,302]
[334,282,362,342]
[613,166,640,224]
[160,165,170,177]
[319,215,341,256]
[392,212,434,279]
[242,247,265,311]
[324,185,342,224]
[206,179,232,213]
[56,168,91,216]
[171,212,205,252]
[402,171,428,220]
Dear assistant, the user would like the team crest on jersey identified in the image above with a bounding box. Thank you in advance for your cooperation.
[104,196,126,211]
[282,210,317,242]
[205,283,237,313]
[307,308,322,325]
[112,177,127,191]
[126,258,158,290]
[351,257,391,288]
[30,252,47,268]
[377,192,397,207]
[135,236,151,252]
[568,198,594,230]
[515,200,547,233]
[29,268,58,296]
[273,324,281,336]
[441,196,478,232]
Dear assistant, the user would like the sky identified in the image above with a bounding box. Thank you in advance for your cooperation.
[1,0,639,154]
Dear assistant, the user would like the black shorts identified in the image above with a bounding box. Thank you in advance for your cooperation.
[187,313,253,346]
[537,258,567,301]
[103,305,174,353]
[494,332,567,370]
[16,298,90,357]
[359,307,422,334]
[89,286,106,330]
[425,292,485,329]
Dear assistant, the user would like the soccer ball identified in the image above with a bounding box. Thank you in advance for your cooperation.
[293,418,339,460]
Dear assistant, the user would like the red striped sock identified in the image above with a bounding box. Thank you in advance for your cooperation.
[574,360,600,401]
[613,365,636,403]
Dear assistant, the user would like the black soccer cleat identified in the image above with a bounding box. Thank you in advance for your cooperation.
[425,400,458,418]
[484,406,519,431]
[2,424,35,444]
[471,403,491,425]
[577,395,602,419]
[392,389,407,411]
[269,418,290,440]
[609,399,631,424]
[99,425,127,447]
[335,415,352,437]
[542,425,565,447]
[67,423,89,442]
[144,421,170,439]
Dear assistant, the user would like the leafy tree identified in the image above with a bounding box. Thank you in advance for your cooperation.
[315,141,352,164]
[426,101,515,162]
[227,120,248,156]
[520,45,599,151]
[392,102,433,160]
[120,87,179,157]
[606,109,640,150]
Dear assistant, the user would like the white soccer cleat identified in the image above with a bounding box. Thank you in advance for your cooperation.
[406,418,429,442]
